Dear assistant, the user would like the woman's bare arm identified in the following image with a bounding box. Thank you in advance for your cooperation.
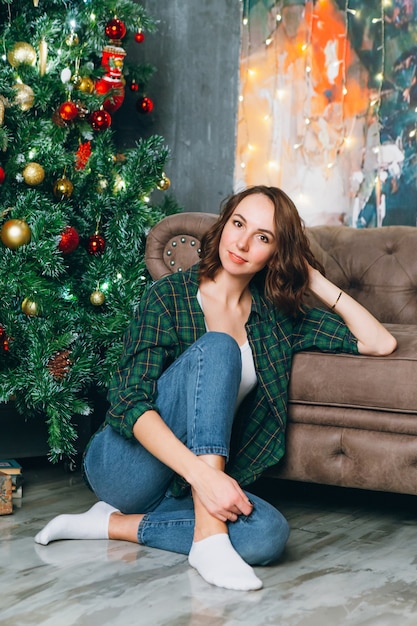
[132,410,253,521]
[308,266,397,356]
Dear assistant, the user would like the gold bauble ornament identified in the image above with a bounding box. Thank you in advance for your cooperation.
[22,297,39,317]
[13,83,35,111]
[7,42,37,68]
[53,176,74,199]
[23,162,45,186]
[156,173,171,191]
[90,290,105,306]
[0,219,31,249]
[66,32,79,46]
[77,76,95,94]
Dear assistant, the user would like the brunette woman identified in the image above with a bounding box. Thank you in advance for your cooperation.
[35,186,396,591]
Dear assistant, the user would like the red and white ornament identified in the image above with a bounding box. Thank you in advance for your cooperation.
[95,43,127,113]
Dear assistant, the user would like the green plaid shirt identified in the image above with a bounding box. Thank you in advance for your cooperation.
[106,265,358,488]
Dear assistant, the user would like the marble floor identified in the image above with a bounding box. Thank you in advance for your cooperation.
[1,461,417,626]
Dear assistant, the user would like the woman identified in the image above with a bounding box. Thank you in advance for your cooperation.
[35,186,397,591]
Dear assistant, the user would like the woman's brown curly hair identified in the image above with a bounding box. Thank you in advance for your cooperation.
[198,185,324,316]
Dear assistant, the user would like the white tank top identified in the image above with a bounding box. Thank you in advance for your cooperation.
[197,290,257,409]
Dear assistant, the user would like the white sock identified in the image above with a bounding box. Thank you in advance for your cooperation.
[188,533,263,591]
[34,501,119,545]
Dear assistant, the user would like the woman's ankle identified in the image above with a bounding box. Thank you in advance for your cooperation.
[108,512,144,543]
[193,519,227,542]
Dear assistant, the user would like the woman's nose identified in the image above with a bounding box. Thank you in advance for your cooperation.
[237,235,249,251]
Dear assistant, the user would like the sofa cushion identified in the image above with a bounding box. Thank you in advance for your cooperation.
[288,323,417,415]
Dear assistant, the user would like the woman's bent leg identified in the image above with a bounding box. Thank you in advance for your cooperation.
[83,331,242,514]
[138,490,290,566]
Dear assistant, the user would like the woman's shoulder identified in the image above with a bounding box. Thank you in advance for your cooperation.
[147,265,199,296]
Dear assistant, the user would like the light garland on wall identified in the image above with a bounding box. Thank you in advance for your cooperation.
[236,0,392,227]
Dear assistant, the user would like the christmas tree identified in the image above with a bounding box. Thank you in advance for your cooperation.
[0,0,178,462]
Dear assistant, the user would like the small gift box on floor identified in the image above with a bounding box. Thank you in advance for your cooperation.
[0,471,13,515]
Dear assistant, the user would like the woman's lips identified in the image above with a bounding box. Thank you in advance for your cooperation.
[228,251,247,264]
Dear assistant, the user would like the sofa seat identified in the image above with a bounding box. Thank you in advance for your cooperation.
[271,323,417,494]
[289,323,417,417]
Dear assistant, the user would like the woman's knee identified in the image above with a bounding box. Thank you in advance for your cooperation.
[253,506,290,566]
[196,331,241,364]
[233,494,290,566]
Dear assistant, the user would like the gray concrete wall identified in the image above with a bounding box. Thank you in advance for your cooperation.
[114,0,242,214]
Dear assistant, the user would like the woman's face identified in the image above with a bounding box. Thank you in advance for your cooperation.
[219,193,276,278]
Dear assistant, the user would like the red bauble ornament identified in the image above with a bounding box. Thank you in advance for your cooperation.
[59,101,79,121]
[129,81,140,92]
[136,96,154,114]
[87,233,106,256]
[105,18,127,41]
[134,31,145,44]
[58,226,79,254]
[90,109,112,131]
[0,167,5,184]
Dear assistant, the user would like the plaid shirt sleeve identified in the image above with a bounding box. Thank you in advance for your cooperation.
[105,267,204,440]
[291,307,359,354]
[105,277,187,438]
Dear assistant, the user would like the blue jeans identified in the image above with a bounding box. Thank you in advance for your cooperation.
[83,332,290,565]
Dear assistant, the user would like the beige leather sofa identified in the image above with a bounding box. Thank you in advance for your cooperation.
[145,212,417,496]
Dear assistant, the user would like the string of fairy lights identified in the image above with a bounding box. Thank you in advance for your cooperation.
[237,0,392,226]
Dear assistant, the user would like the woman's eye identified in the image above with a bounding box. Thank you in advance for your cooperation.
[233,220,243,228]
[259,234,269,243]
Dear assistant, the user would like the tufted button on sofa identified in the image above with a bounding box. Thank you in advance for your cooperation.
[145,214,417,496]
